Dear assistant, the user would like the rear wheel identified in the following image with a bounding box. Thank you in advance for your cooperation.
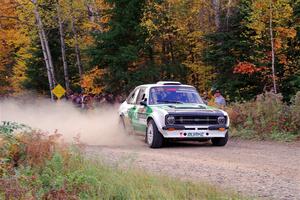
[211,132,228,146]
[146,120,163,148]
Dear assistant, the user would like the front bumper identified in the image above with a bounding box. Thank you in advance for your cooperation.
[161,125,228,139]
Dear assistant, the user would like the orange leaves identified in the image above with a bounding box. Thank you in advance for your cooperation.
[276,27,297,39]
[274,38,282,49]
[274,27,297,51]
[81,67,106,94]
[233,61,266,75]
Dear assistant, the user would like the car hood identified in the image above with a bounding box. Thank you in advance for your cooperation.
[150,104,224,114]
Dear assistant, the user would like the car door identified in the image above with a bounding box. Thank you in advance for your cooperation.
[124,88,140,131]
[132,87,147,134]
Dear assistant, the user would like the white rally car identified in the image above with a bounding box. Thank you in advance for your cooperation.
[119,81,230,148]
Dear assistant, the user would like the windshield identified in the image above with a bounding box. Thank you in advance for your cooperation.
[149,86,204,105]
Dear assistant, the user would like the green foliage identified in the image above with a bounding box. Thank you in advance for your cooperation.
[204,0,300,102]
[24,25,81,94]
[203,0,262,101]
[0,122,31,176]
[1,0,299,101]
[0,126,247,199]
[0,121,31,135]
[228,92,300,141]
[89,0,148,94]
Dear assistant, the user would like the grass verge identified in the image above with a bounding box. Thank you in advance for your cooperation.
[0,121,248,199]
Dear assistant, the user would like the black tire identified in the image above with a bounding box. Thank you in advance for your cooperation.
[146,120,164,148]
[211,132,228,146]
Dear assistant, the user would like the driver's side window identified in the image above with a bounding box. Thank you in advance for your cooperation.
[126,88,139,104]
[136,88,146,104]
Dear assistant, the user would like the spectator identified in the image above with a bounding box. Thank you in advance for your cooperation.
[214,90,226,107]
[105,93,115,104]
[202,91,209,104]
[72,93,82,108]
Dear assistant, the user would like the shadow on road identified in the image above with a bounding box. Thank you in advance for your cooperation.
[163,141,214,148]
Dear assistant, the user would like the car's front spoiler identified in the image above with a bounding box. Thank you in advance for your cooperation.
[161,125,228,138]
[161,129,228,138]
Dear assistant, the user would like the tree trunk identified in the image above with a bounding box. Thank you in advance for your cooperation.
[37,30,55,100]
[212,0,221,31]
[56,0,70,91]
[269,1,277,93]
[87,0,104,32]
[87,4,95,23]
[32,0,55,100]
[225,0,232,31]
[41,28,56,85]
[71,16,83,79]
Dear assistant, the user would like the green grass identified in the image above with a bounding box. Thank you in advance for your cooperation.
[0,121,249,199]
[230,127,299,142]
[1,152,249,200]
[55,153,248,199]
[269,131,299,142]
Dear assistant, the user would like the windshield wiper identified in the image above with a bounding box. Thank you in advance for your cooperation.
[157,100,183,104]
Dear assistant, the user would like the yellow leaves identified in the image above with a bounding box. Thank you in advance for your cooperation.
[185,62,215,92]
[81,67,106,94]
[247,0,297,82]
[0,0,32,95]
[142,19,158,32]
[248,0,294,39]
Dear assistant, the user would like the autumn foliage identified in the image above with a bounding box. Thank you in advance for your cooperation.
[227,92,300,141]
[0,0,299,101]
[233,62,266,75]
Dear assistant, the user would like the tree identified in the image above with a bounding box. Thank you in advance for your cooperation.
[89,0,148,94]
[142,0,216,92]
[0,0,23,95]
[32,0,57,100]
[203,0,260,100]
[56,0,70,91]
[247,0,296,93]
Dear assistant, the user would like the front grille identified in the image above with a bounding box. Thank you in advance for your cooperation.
[174,116,225,125]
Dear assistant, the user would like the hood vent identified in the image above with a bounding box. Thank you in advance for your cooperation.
[167,105,207,109]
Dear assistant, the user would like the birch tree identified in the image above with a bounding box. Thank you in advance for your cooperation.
[71,16,83,79]
[211,0,220,30]
[247,0,296,93]
[66,0,84,80]
[56,0,70,91]
[269,1,276,93]
[32,0,56,100]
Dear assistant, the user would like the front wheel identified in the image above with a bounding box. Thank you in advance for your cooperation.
[146,120,164,148]
[211,132,228,146]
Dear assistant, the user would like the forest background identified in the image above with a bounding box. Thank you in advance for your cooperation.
[1,0,300,102]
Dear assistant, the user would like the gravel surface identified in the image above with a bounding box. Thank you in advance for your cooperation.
[86,138,300,200]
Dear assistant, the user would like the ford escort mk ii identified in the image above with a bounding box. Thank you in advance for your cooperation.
[119,81,230,148]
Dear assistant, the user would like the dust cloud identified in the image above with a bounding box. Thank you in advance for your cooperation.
[0,98,138,146]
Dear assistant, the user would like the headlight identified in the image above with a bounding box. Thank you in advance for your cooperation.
[217,116,226,125]
[166,115,175,125]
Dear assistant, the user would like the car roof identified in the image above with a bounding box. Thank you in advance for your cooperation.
[137,82,195,89]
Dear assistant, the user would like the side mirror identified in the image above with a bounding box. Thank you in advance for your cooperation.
[140,99,147,106]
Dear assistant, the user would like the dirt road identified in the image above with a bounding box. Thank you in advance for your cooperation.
[86,138,300,200]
